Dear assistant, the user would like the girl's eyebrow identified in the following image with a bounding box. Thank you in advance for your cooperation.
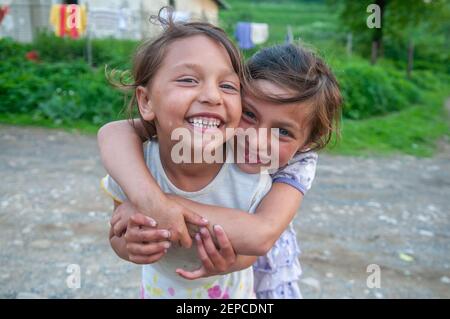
[272,119,300,132]
[172,63,237,78]
[172,63,202,72]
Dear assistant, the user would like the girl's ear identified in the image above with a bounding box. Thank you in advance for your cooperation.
[136,86,155,122]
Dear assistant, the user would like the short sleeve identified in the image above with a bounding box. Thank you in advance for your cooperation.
[270,151,318,195]
[100,174,127,203]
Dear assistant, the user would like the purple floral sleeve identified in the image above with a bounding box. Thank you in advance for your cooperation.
[270,151,318,194]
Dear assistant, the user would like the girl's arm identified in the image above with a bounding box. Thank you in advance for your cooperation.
[176,225,257,280]
[98,120,154,205]
[99,120,303,256]
[228,256,257,272]
[168,184,302,256]
[98,120,208,249]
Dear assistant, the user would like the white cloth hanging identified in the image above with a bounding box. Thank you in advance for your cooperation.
[251,23,269,45]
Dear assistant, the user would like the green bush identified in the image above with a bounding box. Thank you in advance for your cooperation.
[335,60,423,119]
[0,38,31,61]
[33,32,138,68]
[0,34,444,126]
[0,39,125,125]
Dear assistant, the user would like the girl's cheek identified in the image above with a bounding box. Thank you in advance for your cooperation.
[228,96,243,123]
[238,118,252,129]
[277,143,298,167]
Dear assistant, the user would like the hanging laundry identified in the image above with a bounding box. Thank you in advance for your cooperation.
[89,8,139,39]
[0,5,9,25]
[235,22,254,50]
[250,23,269,45]
[88,9,118,38]
[118,7,130,32]
[49,4,87,39]
[0,5,13,37]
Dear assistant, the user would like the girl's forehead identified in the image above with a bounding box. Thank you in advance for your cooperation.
[160,35,238,77]
[250,79,298,97]
[165,35,230,63]
[243,83,313,125]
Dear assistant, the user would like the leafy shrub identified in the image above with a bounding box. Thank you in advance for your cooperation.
[335,60,423,119]
[0,38,125,125]
[33,32,137,68]
[0,35,443,126]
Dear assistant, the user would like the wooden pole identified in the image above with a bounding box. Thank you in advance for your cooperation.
[346,32,352,57]
[85,1,93,67]
[407,39,414,79]
[371,41,378,65]
[286,25,293,44]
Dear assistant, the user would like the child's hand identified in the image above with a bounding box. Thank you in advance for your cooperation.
[124,213,172,264]
[186,223,200,238]
[175,225,236,280]
[139,195,209,249]
[110,201,156,237]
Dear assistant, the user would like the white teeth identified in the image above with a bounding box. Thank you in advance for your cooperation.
[188,117,222,129]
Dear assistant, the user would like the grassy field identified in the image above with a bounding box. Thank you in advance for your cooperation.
[328,92,450,157]
[0,113,99,135]
[220,0,343,59]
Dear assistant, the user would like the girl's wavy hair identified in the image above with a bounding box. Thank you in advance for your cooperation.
[107,7,245,138]
[245,44,343,152]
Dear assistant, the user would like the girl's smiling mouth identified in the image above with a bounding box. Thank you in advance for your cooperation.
[186,113,225,132]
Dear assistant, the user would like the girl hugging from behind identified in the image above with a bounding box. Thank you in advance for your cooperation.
[99,8,342,299]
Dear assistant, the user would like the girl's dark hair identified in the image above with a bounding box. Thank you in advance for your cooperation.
[108,7,245,137]
[246,44,342,151]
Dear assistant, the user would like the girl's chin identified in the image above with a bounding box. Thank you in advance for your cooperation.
[236,162,267,174]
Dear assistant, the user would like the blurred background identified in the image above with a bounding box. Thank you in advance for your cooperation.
[0,0,449,298]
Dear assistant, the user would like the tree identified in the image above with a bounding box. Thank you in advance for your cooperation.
[333,0,448,65]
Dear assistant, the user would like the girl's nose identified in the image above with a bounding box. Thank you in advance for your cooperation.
[198,82,222,106]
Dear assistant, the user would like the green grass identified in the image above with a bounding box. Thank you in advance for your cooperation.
[326,91,450,157]
[0,113,100,135]
[220,0,343,59]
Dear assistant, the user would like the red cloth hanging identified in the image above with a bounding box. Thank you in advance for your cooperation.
[59,4,66,37]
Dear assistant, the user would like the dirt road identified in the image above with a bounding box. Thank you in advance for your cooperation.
[0,125,449,298]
